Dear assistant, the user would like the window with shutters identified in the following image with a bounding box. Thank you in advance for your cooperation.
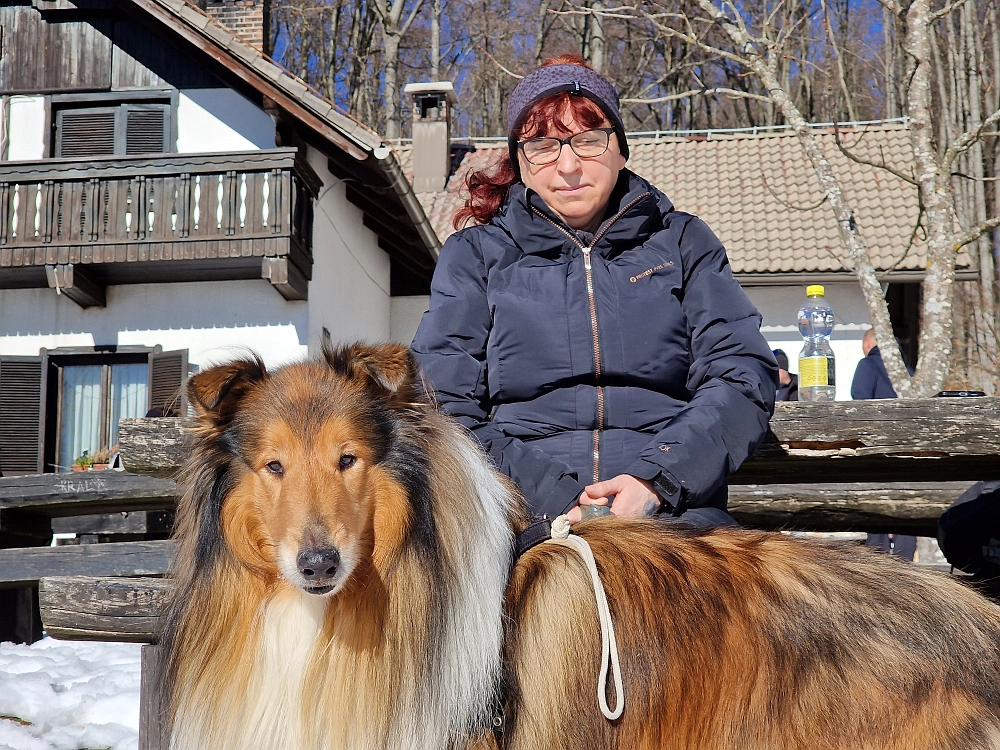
[0,357,45,476]
[53,100,172,158]
[3,347,192,473]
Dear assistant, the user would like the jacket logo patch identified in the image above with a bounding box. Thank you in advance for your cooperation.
[630,262,673,283]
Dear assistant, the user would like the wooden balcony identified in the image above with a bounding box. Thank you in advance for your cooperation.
[0,149,321,306]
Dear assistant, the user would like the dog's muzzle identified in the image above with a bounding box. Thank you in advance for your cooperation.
[296,546,341,594]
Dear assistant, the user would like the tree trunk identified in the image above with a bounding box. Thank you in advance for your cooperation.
[383,30,402,139]
[586,1,605,73]
[902,0,959,396]
[431,0,441,80]
[696,0,913,395]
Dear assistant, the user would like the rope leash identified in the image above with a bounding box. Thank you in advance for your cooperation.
[547,515,624,720]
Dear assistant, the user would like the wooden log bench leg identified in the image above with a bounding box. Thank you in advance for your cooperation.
[140,644,169,750]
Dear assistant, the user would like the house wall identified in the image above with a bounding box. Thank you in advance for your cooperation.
[6,96,46,160]
[745,281,871,400]
[0,281,307,369]
[176,89,274,152]
[3,90,273,160]
[390,296,430,344]
[304,146,392,352]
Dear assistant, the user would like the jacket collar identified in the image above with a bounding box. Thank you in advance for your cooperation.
[493,170,672,257]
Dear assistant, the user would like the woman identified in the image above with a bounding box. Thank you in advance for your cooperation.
[412,56,777,525]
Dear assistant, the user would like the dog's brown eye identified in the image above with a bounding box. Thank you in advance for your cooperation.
[339,454,357,471]
[265,460,284,477]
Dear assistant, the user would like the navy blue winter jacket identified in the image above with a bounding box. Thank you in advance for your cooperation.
[850,347,899,399]
[412,170,778,518]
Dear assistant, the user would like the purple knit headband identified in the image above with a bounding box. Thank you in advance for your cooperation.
[506,64,629,171]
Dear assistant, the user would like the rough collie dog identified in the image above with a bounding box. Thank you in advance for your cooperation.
[162,342,1000,750]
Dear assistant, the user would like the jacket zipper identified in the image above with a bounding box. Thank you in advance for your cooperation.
[529,192,651,483]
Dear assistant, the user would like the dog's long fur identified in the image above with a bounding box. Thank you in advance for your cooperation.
[163,342,1000,750]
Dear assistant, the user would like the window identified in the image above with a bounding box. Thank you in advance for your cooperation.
[0,348,188,476]
[56,361,148,472]
[53,101,172,158]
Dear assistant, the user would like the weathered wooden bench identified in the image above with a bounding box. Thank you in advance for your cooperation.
[21,397,1000,749]
[0,470,177,642]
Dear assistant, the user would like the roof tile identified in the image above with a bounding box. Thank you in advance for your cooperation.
[396,124,966,275]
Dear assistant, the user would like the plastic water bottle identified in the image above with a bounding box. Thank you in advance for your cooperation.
[797,285,836,401]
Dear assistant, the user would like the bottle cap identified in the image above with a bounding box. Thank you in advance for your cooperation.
[806,284,825,297]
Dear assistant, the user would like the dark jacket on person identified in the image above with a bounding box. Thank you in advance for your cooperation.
[776,374,799,402]
[850,346,898,400]
[411,170,778,519]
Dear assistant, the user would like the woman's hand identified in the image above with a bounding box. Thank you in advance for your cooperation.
[567,474,662,524]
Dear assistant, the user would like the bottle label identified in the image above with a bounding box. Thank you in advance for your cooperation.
[799,356,831,387]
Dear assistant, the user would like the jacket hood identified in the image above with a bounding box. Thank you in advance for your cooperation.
[493,170,675,258]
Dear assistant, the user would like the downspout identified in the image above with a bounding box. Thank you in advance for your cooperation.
[372,144,442,260]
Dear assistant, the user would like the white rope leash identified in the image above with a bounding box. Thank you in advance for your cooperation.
[548,515,625,720]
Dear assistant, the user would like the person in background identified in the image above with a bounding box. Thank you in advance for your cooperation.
[851,328,900,400]
[852,327,916,560]
[773,349,798,402]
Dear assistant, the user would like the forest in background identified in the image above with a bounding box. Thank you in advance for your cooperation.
[269,0,1000,393]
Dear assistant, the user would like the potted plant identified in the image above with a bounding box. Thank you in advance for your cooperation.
[90,447,112,471]
[72,452,93,472]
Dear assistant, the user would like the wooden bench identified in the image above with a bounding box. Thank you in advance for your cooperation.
[0,470,177,642]
[22,397,1000,749]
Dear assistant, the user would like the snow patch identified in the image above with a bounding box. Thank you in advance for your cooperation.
[0,638,141,750]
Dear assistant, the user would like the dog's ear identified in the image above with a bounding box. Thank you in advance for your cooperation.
[188,357,267,423]
[323,340,419,395]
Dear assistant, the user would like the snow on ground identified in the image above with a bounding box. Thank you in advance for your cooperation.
[0,638,140,750]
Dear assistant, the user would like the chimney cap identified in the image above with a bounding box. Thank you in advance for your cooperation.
[403,81,458,105]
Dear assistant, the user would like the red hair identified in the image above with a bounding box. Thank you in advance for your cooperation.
[453,55,610,229]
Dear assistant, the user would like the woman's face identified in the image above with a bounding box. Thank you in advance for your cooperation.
[517,106,626,233]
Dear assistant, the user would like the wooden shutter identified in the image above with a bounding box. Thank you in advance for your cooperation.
[55,108,117,158]
[148,350,188,417]
[125,104,169,155]
[0,357,44,476]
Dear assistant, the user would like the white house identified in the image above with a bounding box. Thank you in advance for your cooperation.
[0,0,438,475]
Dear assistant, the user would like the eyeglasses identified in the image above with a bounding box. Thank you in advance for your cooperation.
[517,128,616,165]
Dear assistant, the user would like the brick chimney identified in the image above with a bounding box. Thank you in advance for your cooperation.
[200,0,270,55]
[403,82,457,192]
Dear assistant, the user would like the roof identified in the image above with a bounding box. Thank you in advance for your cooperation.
[395,123,970,281]
[123,0,440,281]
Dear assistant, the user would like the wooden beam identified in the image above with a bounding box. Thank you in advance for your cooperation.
[261,256,308,300]
[45,264,106,308]
[0,540,174,588]
[51,510,174,536]
[731,398,1000,483]
[140,645,169,750]
[38,576,169,643]
[119,398,1000,483]
[0,472,178,516]
[728,482,972,536]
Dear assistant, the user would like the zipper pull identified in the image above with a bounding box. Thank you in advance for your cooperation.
[582,246,592,270]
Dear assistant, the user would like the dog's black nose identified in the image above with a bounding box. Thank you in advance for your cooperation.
[297,547,340,582]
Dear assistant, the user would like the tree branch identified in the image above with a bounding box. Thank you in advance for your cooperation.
[833,125,918,184]
[621,87,772,104]
[762,173,829,210]
[943,106,1000,171]
[476,45,524,79]
[955,216,1000,250]
[882,206,925,274]
[930,0,971,21]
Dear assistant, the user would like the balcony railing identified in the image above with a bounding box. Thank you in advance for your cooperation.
[0,149,320,303]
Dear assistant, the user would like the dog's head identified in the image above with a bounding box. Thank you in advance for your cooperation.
[186,341,430,597]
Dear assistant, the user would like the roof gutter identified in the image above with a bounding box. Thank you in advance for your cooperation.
[372,144,442,260]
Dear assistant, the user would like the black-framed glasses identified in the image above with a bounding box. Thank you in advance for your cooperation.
[517,128,616,165]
